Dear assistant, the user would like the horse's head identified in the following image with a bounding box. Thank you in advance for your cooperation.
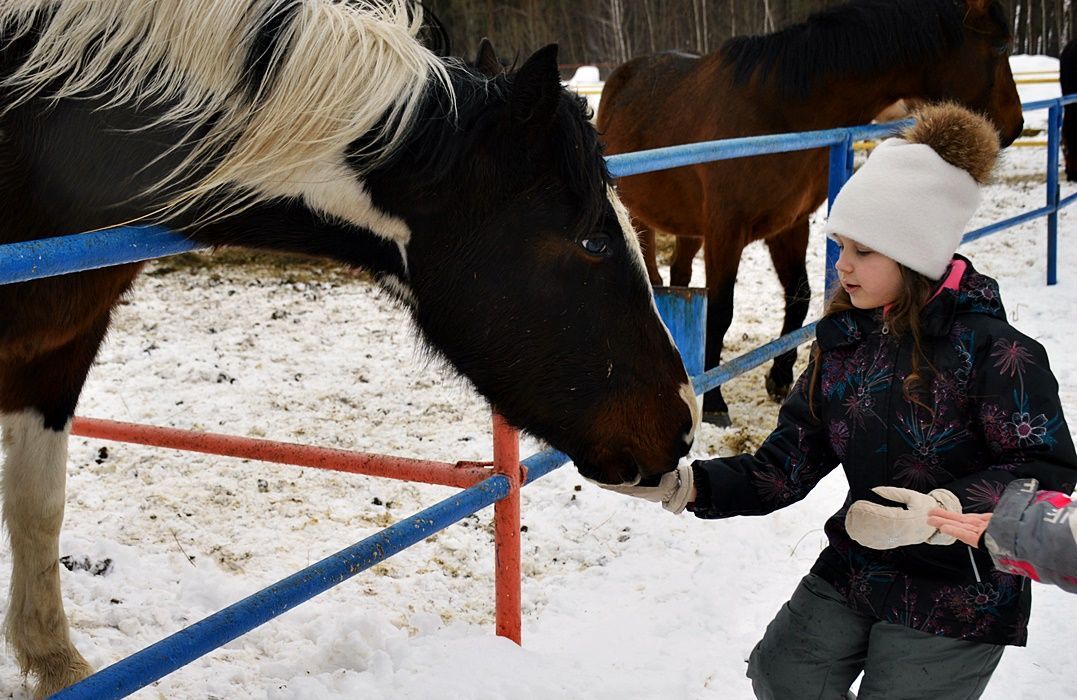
[365,44,698,484]
[925,0,1023,146]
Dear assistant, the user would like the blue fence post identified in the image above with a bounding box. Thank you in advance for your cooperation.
[1047,102,1062,286]
[653,287,707,379]
[825,136,854,294]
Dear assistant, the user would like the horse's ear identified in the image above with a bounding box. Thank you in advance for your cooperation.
[474,38,504,78]
[510,44,561,125]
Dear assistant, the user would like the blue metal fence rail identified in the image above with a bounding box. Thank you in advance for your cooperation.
[2,95,1072,696]
[55,477,513,699]
[52,449,573,698]
[0,225,198,285]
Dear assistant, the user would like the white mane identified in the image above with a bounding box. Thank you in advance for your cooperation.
[0,0,452,220]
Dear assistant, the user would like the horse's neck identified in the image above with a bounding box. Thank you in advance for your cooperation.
[1,93,413,280]
[780,69,923,130]
[1,94,207,234]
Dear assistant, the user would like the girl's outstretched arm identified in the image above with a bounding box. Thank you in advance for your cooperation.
[691,349,840,518]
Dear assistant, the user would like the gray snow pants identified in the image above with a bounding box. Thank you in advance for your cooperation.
[746,573,1004,700]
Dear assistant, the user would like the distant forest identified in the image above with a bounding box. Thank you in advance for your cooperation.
[422,0,1076,74]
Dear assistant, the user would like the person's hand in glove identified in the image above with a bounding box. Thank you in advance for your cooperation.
[845,486,962,550]
[590,463,695,514]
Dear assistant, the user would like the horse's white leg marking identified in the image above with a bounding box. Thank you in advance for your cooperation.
[2,410,91,697]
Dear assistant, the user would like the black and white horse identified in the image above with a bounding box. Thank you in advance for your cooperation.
[0,1,698,694]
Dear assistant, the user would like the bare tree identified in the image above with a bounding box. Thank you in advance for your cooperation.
[763,0,776,32]
[424,0,1075,75]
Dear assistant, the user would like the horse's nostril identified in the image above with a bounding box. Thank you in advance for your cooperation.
[576,462,601,482]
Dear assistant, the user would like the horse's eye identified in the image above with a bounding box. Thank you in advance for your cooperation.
[993,42,1010,57]
[580,237,611,256]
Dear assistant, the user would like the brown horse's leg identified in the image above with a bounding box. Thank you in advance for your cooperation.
[764,220,811,402]
[1,313,113,697]
[669,236,702,287]
[701,234,745,426]
[634,220,665,286]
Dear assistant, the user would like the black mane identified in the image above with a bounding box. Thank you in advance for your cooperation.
[380,63,611,236]
[721,0,1002,97]
[549,89,612,236]
[1061,40,1077,95]
[1060,40,1077,178]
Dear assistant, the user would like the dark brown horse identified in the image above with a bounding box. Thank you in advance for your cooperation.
[0,3,697,695]
[1061,39,1077,181]
[598,0,1023,425]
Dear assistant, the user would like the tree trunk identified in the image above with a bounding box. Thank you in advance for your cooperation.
[1017,1,1029,54]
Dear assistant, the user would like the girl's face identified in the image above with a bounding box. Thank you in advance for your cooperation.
[832,234,904,309]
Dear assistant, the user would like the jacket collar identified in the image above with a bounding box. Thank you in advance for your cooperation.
[816,255,1006,351]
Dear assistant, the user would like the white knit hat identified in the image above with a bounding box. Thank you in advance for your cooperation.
[822,104,1000,281]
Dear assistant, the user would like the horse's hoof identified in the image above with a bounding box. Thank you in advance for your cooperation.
[766,372,792,400]
[31,649,93,699]
[702,411,731,427]
[765,375,792,403]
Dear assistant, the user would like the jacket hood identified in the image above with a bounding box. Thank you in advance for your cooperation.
[817,254,1007,351]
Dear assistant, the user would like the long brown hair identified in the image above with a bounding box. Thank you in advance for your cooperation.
[809,264,938,416]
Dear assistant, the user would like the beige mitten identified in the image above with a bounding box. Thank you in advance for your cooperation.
[845,486,962,550]
[591,463,695,514]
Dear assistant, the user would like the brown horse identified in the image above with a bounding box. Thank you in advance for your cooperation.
[598,0,1023,425]
[874,98,924,124]
[1061,39,1077,181]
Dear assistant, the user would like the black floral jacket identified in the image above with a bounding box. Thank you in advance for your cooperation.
[690,257,1077,645]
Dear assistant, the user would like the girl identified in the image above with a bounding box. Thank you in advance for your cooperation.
[604,104,1077,699]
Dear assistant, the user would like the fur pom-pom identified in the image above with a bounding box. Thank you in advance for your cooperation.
[902,103,1000,184]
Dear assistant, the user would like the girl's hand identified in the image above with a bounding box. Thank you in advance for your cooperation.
[927,509,993,548]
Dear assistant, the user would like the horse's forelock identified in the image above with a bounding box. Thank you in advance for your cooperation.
[549,96,646,280]
[721,0,969,98]
[986,2,1011,39]
[553,91,611,237]
[390,68,609,240]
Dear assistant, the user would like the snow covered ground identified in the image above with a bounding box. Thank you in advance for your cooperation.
[2,58,1076,700]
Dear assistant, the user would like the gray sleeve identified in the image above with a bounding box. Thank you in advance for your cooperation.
[984,478,1077,594]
